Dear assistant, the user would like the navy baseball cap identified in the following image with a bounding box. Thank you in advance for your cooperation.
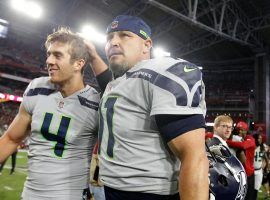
[106,15,151,40]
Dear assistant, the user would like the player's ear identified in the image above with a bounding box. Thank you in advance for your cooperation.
[213,125,217,132]
[74,59,85,71]
[143,38,152,54]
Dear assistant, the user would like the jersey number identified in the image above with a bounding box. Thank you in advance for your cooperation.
[255,151,264,162]
[41,113,71,157]
[98,97,117,158]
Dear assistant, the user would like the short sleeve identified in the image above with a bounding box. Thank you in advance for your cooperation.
[150,61,206,116]
[22,80,34,115]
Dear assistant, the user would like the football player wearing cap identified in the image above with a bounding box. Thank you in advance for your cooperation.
[93,15,209,200]
[227,121,256,200]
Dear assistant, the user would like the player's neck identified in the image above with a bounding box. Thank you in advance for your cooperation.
[57,77,85,98]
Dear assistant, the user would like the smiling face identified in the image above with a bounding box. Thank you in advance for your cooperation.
[46,41,78,84]
[105,31,152,78]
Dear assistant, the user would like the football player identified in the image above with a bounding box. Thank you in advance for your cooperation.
[95,15,209,200]
[253,133,267,199]
[0,27,107,200]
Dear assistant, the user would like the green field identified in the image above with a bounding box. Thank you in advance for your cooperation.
[0,151,268,199]
[0,151,28,200]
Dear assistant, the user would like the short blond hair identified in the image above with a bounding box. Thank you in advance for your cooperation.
[214,115,233,127]
[45,27,89,68]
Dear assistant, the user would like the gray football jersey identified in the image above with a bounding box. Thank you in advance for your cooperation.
[98,57,206,195]
[21,77,99,200]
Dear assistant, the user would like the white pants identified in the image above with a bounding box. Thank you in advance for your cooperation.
[254,168,263,190]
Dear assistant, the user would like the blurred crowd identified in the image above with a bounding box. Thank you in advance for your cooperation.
[0,101,19,128]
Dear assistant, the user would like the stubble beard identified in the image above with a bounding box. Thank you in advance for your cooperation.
[109,61,130,79]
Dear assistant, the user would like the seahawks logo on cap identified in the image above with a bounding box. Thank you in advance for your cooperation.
[111,21,118,29]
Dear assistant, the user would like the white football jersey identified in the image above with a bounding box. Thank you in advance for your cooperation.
[254,146,264,169]
[21,77,99,200]
[98,57,206,195]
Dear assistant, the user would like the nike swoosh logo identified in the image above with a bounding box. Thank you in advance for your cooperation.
[184,65,196,72]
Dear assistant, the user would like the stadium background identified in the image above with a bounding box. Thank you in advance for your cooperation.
[0,0,269,199]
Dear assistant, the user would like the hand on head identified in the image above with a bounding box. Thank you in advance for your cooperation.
[77,33,98,61]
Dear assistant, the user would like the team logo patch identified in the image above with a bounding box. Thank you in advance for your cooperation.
[58,101,64,108]
[183,65,196,73]
[111,21,118,29]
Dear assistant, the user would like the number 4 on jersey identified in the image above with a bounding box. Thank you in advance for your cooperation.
[40,112,71,157]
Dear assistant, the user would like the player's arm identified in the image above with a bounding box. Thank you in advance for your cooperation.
[236,150,246,165]
[152,62,208,199]
[227,139,253,150]
[169,128,209,200]
[84,39,112,92]
[85,39,108,76]
[0,104,31,163]
[262,154,267,170]
[156,114,209,200]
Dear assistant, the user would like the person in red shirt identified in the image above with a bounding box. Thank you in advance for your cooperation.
[226,121,256,200]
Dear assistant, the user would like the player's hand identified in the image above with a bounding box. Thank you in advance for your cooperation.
[84,39,98,59]
[77,33,99,61]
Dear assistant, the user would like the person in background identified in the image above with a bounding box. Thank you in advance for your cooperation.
[208,115,234,146]
[205,115,246,164]
[262,145,270,199]
[227,121,256,200]
[229,126,246,166]
[206,115,246,165]
[253,133,267,199]
[0,150,17,175]
[0,124,17,175]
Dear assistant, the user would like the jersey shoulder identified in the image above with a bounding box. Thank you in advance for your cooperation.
[77,85,100,111]
[28,77,55,89]
[24,76,56,97]
[129,57,202,84]
[128,57,203,90]
[135,57,200,74]
[126,57,205,110]
[80,85,100,100]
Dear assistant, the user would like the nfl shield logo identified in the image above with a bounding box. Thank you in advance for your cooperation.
[111,21,118,29]
[58,101,64,108]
